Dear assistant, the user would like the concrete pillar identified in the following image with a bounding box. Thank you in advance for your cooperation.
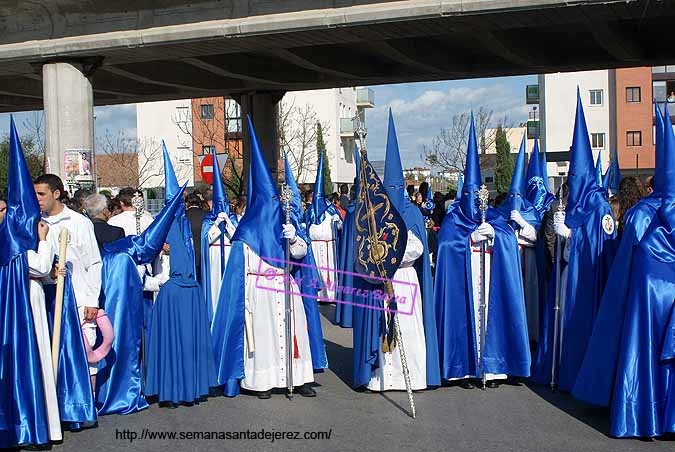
[43,62,95,190]
[238,91,285,189]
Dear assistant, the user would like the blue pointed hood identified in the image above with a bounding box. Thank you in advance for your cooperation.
[383,109,406,213]
[540,142,552,193]
[104,182,187,263]
[566,89,600,226]
[162,140,181,203]
[232,116,284,265]
[0,116,41,266]
[609,147,621,194]
[210,146,230,217]
[311,150,330,224]
[456,172,463,200]
[459,112,483,222]
[662,103,675,207]
[504,133,527,211]
[602,166,611,191]
[653,101,665,195]
[525,138,555,216]
[595,150,603,187]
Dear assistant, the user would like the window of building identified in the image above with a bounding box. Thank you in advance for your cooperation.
[224,99,242,133]
[484,176,494,183]
[200,104,214,120]
[202,145,216,155]
[627,131,642,147]
[626,87,641,103]
[589,90,603,106]
[591,133,605,149]
[177,146,192,164]
[653,81,667,103]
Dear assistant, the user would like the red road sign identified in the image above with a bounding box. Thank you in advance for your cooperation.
[200,153,214,184]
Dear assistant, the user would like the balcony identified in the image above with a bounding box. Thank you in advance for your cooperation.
[356,88,375,108]
[340,118,355,137]
[526,85,539,104]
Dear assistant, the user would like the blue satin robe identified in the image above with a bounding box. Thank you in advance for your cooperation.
[435,207,531,380]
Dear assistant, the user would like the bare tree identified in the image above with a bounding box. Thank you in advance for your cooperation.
[175,97,245,197]
[421,106,509,173]
[21,111,48,170]
[96,130,167,188]
[279,100,331,183]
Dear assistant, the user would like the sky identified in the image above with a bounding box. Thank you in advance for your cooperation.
[0,74,536,169]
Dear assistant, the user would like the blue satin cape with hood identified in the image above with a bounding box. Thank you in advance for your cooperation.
[600,102,675,437]
[200,146,231,323]
[0,117,50,447]
[211,116,325,396]
[572,101,665,406]
[96,182,187,415]
[435,113,530,380]
[352,110,441,388]
[531,90,617,389]
[144,143,217,403]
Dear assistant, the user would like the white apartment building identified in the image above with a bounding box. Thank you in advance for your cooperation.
[484,126,535,154]
[403,167,432,179]
[136,99,194,189]
[282,86,374,187]
[538,70,612,179]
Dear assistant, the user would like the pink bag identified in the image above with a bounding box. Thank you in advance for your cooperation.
[81,309,114,364]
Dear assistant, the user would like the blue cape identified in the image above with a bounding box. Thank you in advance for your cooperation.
[435,207,531,379]
[44,274,96,425]
[571,197,660,406]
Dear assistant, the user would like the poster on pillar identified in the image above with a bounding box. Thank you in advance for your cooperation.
[64,149,93,181]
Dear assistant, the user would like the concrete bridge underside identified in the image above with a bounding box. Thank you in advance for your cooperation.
[1,0,674,112]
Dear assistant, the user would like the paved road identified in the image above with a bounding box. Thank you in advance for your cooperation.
[52,305,673,452]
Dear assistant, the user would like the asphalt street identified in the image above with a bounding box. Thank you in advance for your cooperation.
[50,304,673,452]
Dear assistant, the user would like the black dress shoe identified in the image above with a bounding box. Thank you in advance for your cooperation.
[459,380,476,390]
[257,390,272,399]
[486,380,499,389]
[295,384,317,397]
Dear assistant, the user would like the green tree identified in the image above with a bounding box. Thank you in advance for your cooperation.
[316,122,333,194]
[493,126,514,194]
[0,136,44,195]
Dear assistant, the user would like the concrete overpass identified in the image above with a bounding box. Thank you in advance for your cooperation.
[0,0,673,182]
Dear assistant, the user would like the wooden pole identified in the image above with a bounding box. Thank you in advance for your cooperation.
[51,228,69,382]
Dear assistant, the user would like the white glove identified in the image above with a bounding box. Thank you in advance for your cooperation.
[471,222,495,243]
[510,210,528,228]
[214,212,228,226]
[553,212,571,239]
[332,214,343,230]
[158,271,170,287]
[282,223,297,242]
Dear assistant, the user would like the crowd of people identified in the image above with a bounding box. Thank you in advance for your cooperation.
[1,93,675,450]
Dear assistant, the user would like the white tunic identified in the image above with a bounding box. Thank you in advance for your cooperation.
[240,239,314,392]
[42,205,102,375]
[107,210,154,237]
[367,232,428,391]
[27,242,62,441]
[308,214,338,301]
[206,220,236,314]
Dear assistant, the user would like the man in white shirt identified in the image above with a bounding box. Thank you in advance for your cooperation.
[34,174,102,388]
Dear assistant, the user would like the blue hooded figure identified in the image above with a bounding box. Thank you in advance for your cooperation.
[304,150,341,303]
[531,89,617,390]
[352,110,440,391]
[211,116,319,398]
[572,102,667,413]
[599,102,675,438]
[283,155,328,372]
[200,147,235,323]
[609,147,622,194]
[96,180,188,415]
[434,112,530,388]
[523,138,556,344]
[0,117,51,448]
[334,144,360,328]
[144,143,217,405]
